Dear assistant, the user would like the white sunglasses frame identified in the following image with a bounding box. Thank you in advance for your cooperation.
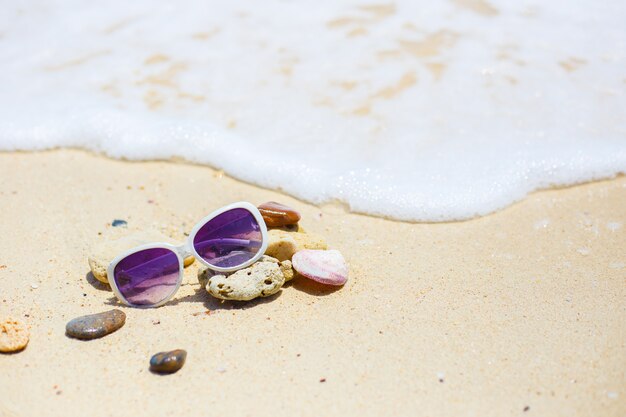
[106,201,268,308]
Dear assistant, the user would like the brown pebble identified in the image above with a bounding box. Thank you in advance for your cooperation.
[65,309,126,340]
[0,318,29,353]
[150,349,187,374]
[258,201,301,227]
[183,255,195,267]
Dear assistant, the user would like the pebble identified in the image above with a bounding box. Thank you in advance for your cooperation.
[258,201,301,227]
[206,260,286,301]
[291,231,327,251]
[292,249,348,286]
[88,231,194,284]
[65,309,126,340]
[265,229,328,261]
[0,319,29,353]
[149,349,187,374]
[274,223,305,232]
[111,219,128,227]
[265,230,297,261]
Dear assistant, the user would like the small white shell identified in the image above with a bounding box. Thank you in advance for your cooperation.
[292,249,348,286]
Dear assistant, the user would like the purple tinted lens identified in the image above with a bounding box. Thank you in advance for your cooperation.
[193,208,263,268]
[113,248,180,306]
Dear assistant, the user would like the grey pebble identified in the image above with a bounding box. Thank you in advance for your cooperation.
[66,309,126,340]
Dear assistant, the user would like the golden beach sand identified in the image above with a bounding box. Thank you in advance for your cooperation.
[0,150,624,416]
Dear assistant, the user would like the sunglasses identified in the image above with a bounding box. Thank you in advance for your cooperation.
[107,202,268,308]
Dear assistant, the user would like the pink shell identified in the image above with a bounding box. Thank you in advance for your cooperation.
[292,249,348,286]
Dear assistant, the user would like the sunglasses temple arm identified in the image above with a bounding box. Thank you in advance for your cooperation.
[117,239,261,276]
[193,238,262,250]
[116,253,182,276]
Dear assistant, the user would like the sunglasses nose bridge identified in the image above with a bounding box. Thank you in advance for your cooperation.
[176,242,193,260]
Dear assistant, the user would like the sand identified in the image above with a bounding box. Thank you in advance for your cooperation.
[0,150,624,417]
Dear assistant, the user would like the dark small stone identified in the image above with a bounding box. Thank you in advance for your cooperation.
[111,219,127,227]
[150,349,187,374]
[258,202,301,227]
[65,309,126,340]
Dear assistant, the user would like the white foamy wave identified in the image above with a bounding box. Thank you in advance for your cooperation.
[0,0,625,221]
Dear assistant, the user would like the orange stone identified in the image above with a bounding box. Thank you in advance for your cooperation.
[258,201,301,227]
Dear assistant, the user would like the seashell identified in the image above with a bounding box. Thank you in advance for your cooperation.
[292,249,348,286]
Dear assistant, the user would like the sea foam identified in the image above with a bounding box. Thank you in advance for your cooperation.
[0,0,624,221]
